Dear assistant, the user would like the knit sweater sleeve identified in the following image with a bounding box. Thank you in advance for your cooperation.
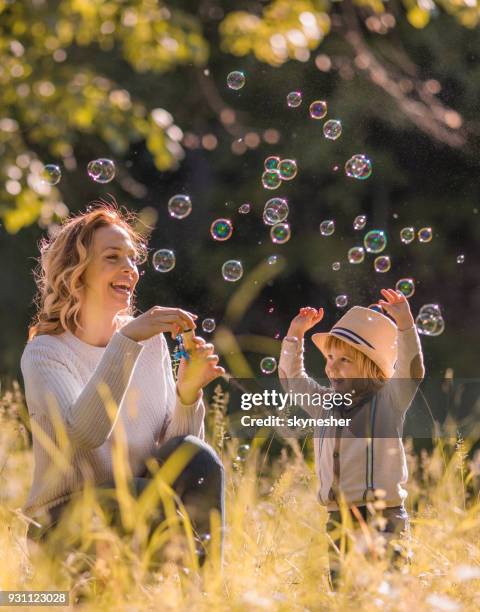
[388,325,426,414]
[278,336,331,418]
[20,331,144,450]
[158,334,206,441]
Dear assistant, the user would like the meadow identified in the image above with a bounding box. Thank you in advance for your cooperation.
[1,382,480,611]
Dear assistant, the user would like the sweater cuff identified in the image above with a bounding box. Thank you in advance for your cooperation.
[397,325,421,349]
[168,388,205,437]
[281,336,304,356]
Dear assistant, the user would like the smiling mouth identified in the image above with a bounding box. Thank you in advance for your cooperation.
[110,282,132,296]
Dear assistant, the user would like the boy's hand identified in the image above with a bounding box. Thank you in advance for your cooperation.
[287,307,324,339]
[378,288,414,331]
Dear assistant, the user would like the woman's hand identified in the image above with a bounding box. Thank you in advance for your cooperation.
[176,336,225,404]
[378,288,414,331]
[287,307,324,339]
[120,306,198,342]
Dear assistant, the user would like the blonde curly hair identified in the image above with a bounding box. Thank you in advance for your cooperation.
[28,201,148,341]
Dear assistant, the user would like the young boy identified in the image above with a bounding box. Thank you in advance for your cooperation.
[278,288,425,584]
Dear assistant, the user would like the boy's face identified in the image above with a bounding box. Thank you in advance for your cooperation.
[325,345,363,392]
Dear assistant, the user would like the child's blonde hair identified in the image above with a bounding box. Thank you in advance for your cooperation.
[324,335,387,387]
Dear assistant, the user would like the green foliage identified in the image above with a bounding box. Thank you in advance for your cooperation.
[0,0,208,232]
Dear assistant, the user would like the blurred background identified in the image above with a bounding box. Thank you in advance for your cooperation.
[1,0,479,388]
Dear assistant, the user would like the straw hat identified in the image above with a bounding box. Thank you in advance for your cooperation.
[311,306,398,378]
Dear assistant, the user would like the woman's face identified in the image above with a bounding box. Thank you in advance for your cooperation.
[81,224,140,316]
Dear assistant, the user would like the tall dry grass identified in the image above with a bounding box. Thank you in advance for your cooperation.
[1,382,480,611]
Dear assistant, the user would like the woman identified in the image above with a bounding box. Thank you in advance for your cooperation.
[21,202,225,566]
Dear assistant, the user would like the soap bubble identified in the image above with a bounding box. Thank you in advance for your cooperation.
[348,246,365,264]
[374,255,391,273]
[456,254,465,264]
[237,444,250,460]
[345,154,372,180]
[202,318,216,333]
[41,164,61,185]
[264,156,280,171]
[168,194,192,219]
[353,215,367,231]
[270,222,291,244]
[368,304,384,314]
[320,220,335,236]
[278,159,297,180]
[260,356,277,374]
[323,119,342,140]
[287,91,302,108]
[152,249,176,273]
[309,100,328,119]
[364,230,387,254]
[268,255,279,265]
[416,312,445,337]
[87,158,116,183]
[418,227,433,243]
[222,260,243,282]
[332,262,341,271]
[395,278,415,298]
[263,198,289,225]
[238,203,251,214]
[400,227,415,244]
[419,304,442,317]
[262,170,282,190]
[210,218,233,241]
[227,71,245,90]
[335,295,348,308]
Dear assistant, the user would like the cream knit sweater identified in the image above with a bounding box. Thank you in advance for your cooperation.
[20,328,205,518]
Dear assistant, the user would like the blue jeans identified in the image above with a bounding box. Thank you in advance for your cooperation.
[27,435,225,565]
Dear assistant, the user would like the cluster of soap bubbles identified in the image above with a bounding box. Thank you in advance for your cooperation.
[210,218,233,241]
[320,220,335,236]
[263,198,289,225]
[400,226,433,244]
[168,194,192,219]
[305,99,343,140]
[415,304,445,336]
[41,158,117,186]
[345,154,372,180]
[260,356,277,374]
[227,71,246,90]
[262,156,298,190]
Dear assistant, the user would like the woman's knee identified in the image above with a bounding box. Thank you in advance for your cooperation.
[156,435,223,472]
